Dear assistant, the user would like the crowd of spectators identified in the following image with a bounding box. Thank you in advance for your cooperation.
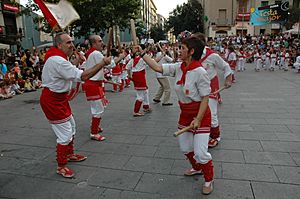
[0,47,44,100]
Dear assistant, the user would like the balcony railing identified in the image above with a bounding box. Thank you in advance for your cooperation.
[236,13,251,21]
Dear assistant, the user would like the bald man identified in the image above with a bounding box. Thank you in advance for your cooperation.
[40,32,111,178]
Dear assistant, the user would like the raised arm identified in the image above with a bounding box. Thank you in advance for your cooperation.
[138,45,163,73]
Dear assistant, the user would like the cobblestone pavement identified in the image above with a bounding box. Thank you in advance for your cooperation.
[0,64,300,199]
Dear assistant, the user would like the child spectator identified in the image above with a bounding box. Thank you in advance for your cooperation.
[0,80,13,99]
[0,57,8,80]
[10,79,24,94]
[24,78,36,92]
[32,76,42,89]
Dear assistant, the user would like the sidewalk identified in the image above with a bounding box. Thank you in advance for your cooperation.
[0,64,299,199]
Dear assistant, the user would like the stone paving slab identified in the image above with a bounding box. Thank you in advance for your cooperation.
[1,64,300,198]
[243,151,296,166]
[252,181,300,199]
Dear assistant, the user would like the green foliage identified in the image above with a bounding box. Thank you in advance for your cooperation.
[284,7,300,30]
[19,0,141,38]
[150,25,166,42]
[166,0,204,36]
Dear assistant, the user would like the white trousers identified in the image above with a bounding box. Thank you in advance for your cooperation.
[270,59,276,69]
[178,132,212,164]
[237,58,245,71]
[51,115,76,145]
[209,98,218,128]
[90,99,104,118]
[136,89,150,105]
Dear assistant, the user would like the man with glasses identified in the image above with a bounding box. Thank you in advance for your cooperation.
[40,32,111,178]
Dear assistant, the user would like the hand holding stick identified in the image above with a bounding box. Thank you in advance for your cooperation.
[173,126,193,137]
[212,86,227,95]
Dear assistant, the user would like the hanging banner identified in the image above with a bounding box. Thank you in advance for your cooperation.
[250,1,289,26]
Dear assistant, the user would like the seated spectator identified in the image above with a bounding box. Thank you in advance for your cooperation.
[10,79,24,95]
[13,61,23,79]
[22,68,35,82]
[24,78,36,92]
[0,81,13,99]
[0,57,8,81]
[32,76,42,89]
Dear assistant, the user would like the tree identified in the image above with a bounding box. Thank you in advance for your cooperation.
[166,0,204,36]
[20,0,141,38]
[149,25,166,42]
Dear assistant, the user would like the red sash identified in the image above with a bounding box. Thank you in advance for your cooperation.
[84,80,105,100]
[112,63,122,76]
[132,70,147,90]
[209,75,220,100]
[40,88,72,124]
[178,101,211,134]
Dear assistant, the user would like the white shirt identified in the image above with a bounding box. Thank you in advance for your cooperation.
[85,50,115,81]
[162,62,211,104]
[201,48,232,80]
[155,52,173,78]
[42,56,83,93]
[126,57,147,72]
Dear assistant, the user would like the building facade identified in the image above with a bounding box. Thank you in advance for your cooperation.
[0,0,23,48]
[140,0,158,34]
[202,0,297,38]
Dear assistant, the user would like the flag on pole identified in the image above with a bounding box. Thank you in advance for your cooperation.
[34,0,80,30]
[34,0,58,29]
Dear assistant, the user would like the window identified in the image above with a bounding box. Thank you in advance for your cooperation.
[219,9,227,19]
[238,0,248,12]
[261,1,269,6]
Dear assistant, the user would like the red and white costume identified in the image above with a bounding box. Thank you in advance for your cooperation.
[40,47,84,171]
[111,63,123,92]
[270,52,277,71]
[255,52,262,71]
[265,52,271,70]
[284,52,290,71]
[162,60,214,184]
[126,56,151,114]
[293,56,300,73]
[201,47,232,144]
[84,47,115,138]
[227,51,237,81]
[237,50,246,72]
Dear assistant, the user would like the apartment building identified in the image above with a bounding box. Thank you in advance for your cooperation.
[0,0,23,48]
[140,0,158,32]
[201,0,298,37]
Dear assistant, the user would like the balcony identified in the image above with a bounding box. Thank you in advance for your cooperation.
[236,13,251,21]
[0,25,24,45]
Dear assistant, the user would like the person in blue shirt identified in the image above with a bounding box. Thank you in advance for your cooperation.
[0,57,8,80]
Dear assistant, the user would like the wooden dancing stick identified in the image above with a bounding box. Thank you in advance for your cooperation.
[106,27,113,57]
[173,126,193,137]
[130,19,138,45]
[212,86,227,95]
